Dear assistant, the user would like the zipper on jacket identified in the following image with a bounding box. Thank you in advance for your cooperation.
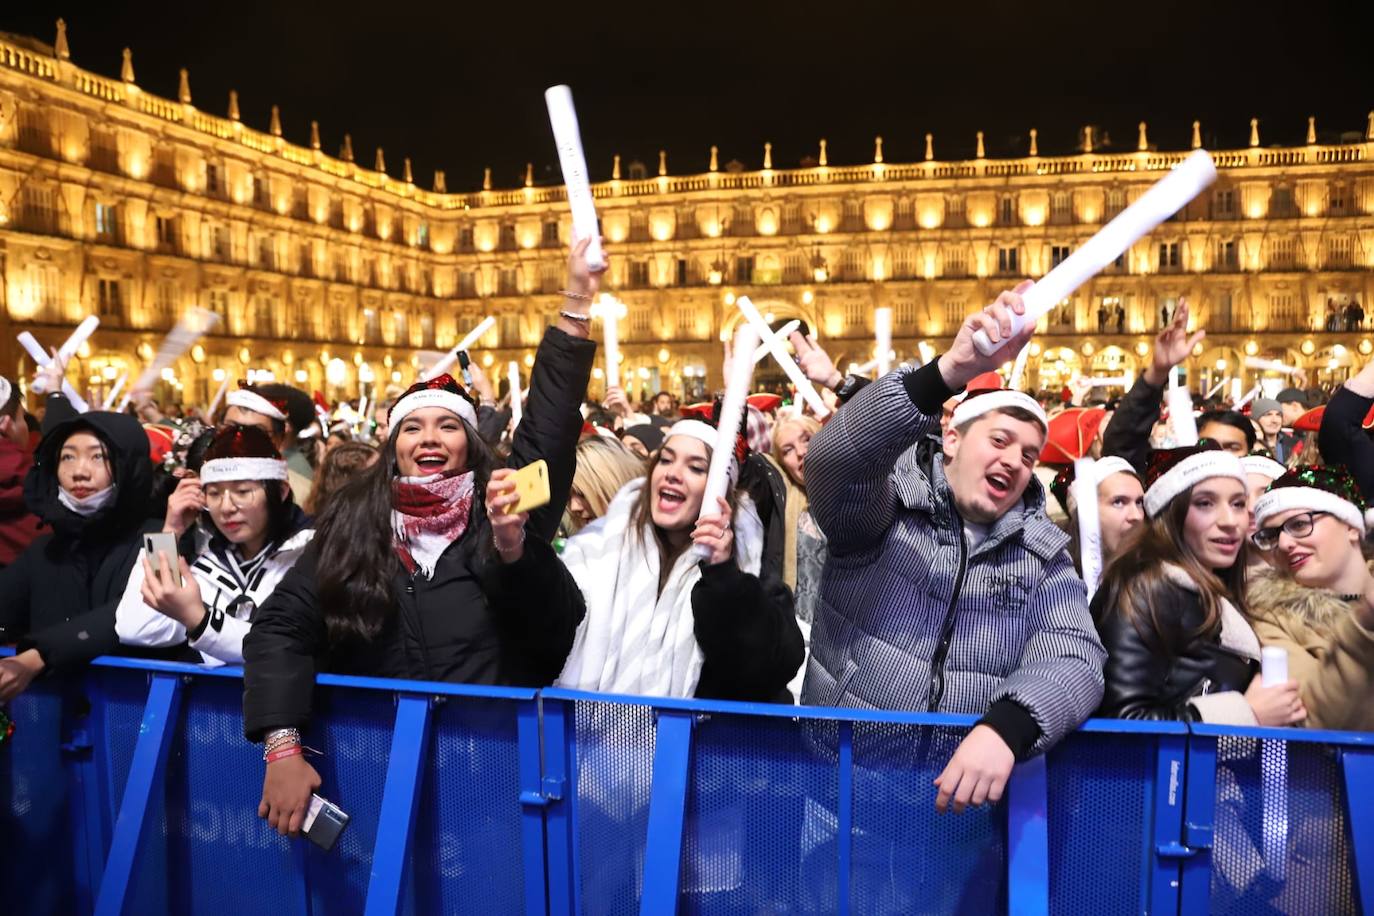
[927,521,969,712]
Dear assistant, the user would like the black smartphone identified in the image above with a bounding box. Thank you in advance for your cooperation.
[457,350,472,387]
[302,793,350,851]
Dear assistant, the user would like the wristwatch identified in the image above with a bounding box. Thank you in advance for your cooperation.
[833,374,870,405]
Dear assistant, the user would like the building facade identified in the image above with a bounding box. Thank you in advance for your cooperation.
[2,21,1373,410]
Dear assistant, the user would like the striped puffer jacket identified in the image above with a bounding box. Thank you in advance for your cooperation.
[799,365,1107,756]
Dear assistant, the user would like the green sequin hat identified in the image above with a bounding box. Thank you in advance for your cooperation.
[1253,465,1374,534]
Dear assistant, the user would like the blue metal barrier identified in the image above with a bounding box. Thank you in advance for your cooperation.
[2,650,1372,915]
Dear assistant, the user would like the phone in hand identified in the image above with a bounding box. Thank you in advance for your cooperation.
[143,532,183,587]
[457,350,472,387]
[303,793,350,851]
[505,459,550,515]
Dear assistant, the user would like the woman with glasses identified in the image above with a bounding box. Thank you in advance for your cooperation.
[1247,466,1374,731]
[1091,442,1306,726]
[115,424,312,666]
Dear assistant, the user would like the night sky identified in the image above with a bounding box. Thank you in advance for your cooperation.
[4,2,1370,192]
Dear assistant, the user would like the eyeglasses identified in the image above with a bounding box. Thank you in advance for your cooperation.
[203,484,265,510]
[1251,510,1332,551]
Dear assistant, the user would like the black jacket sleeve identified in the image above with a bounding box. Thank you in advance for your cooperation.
[505,327,597,543]
[478,535,586,685]
[691,562,805,703]
[1101,376,1164,475]
[1319,386,1374,502]
[0,543,35,642]
[242,546,326,740]
[40,393,81,436]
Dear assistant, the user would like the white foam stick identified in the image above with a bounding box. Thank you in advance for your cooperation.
[754,321,800,364]
[1229,377,1244,406]
[132,307,220,392]
[1205,377,1230,400]
[694,322,760,560]
[850,358,880,376]
[601,296,621,388]
[1073,457,1104,599]
[17,331,89,410]
[357,393,370,434]
[1167,385,1199,446]
[973,149,1217,356]
[1261,646,1289,686]
[1079,375,1132,388]
[101,374,128,411]
[874,308,893,376]
[205,376,231,422]
[1244,356,1301,376]
[422,316,496,381]
[1007,345,1031,391]
[116,393,131,412]
[1234,384,1262,411]
[736,296,831,418]
[544,85,606,271]
[57,316,100,364]
[508,362,523,427]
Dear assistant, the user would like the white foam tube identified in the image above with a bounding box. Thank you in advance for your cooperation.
[545,85,606,271]
[754,321,800,364]
[1167,385,1199,446]
[1073,457,1104,599]
[973,149,1217,356]
[1234,384,1261,411]
[1244,356,1301,376]
[875,308,893,376]
[17,331,88,410]
[1229,377,1244,406]
[116,393,131,412]
[693,322,760,560]
[1080,375,1131,388]
[1007,345,1031,391]
[205,376,231,422]
[357,393,369,435]
[736,296,831,418]
[1260,646,1289,686]
[101,374,127,411]
[601,296,620,388]
[851,358,879,376]
[57,316,100,364]
[1205,377,1230,400]
[508,361,523,427]
[132,307,220,392]
[423,316,496,381]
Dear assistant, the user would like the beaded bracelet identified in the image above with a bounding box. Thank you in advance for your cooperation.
[265,745,304,764]
[559,288,592,302]
[559,309,592,323]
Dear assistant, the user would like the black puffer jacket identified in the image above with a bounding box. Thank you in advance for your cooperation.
[242,327,595,740]
[0,411,176,672]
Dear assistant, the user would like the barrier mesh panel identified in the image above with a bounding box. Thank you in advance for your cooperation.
[1,684,76,914]
[1047,731,1156,915]
[95,665,151,813]
[850,722,1005,915]
[413,696,528,914]
[573,699,656,915]
[680,715,839,915]
[1208,736,1356,915]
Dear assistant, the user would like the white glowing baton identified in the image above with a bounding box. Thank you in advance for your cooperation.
[357,393,369,435]
[1234,384,1261,411]
[736,296,831,418]
[1229,377,1244,406]
[694,322,759,560]
[206,376,231,422]
[1205,377,1230,400]
[508,361,523,427]
[875,308,893,376]
[600,296,621,388]
[101,374,127,411]
[1073,457,1104,599]
[545,85,607,271]
[423,316,496,381]
[132,307,220,392]
[1079,375,1131,388]
[754,321,800,364]
[56,316,100,365]
[1244,356,1301,376]
[1007,345,1031,391]
[17,332,89,410]
[973,149,1217,356]
[1167,385,1199,446]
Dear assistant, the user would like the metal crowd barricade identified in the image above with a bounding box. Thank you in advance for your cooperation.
[1,649,1372,915]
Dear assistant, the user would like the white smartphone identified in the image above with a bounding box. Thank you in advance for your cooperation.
[143,532,183,587]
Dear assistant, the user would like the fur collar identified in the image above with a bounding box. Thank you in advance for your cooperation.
[1245,561,1374,636]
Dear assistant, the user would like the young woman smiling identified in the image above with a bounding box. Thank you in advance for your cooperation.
[1092,442,1306,726]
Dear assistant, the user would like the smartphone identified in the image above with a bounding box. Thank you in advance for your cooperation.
[457,350,473,387]
[302,793,350,852]
[143,532,183,587]
[505,459,550,515]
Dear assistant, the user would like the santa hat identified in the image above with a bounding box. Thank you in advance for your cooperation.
[225,382,287,422]
[1143,441,1247,518]
[1240,455,1287,482]
[966,371,1004,394]
[1253,465,1374,534]
[1292,406,1324,433]
[950,388,1048,433]
[386,374,478,431]
[666,419,742,487]
[747,393,783,414]
[144,424,178,467]
[1050,456,1140,516]
[200,425,288,485]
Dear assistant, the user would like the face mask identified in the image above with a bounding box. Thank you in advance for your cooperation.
[58,485,116,517]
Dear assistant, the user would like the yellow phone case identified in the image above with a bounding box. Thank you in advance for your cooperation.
[507,459,551,515]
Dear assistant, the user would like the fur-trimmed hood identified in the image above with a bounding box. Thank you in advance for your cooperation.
[1245,561,1374,637]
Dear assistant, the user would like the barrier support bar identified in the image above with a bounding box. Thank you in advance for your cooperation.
[93,673,184,916]
[540,699,580,916]
[1342,747,1374,914]
[1006,753,1049,916]
[364,695,433,916]
[516,698,551,916]
[1178,733,1218,915]
[638,711,695,916]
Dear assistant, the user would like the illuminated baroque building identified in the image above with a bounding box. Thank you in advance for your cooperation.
[1,21,1372,409]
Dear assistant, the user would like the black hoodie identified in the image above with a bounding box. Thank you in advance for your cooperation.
[0,411,167,672]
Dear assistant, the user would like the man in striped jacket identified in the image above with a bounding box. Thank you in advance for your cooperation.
[801,285,1106,813]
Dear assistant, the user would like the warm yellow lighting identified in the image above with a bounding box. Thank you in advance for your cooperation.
[382,354,392,368]
[1134,342,1150,357]
[1028,342,1043,357]
[637,367,651,380]
[1243,341,1259,356]
[1301,339,1316,355]
[708,269,723,286]
[482,353,494,367]
[801,290,814,305]
[757,209,778,236]
[523,353,535,368]
[1081,342,1095,357]
[192,344,206,363]
[814,266,829,283]
[658,347,670,363]
[137,342,155,362]
[1192,342,1204,357]
[319,350,331,366]
[212,367,226,382]
[815,214,832,234]
[77,341,91,359]
[295,369,309,383]
[723,292,736,306]
[353,351,364,367]
[102,365,119,380]
[282,351,294,366]
[592,366,604,379]
[872,257,886,281]
[1215,359,1228,371]
[160,367,175,382]
[1360,339,1373,356]
[1334,344,1347,358]
[1022,205,1045,227]
[325,358,347,386]
[391,370,402,383]
[237,346,251,364]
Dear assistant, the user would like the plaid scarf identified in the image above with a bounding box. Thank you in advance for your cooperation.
[391,470,476,578]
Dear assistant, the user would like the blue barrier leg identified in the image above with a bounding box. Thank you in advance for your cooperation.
[1147,733,1188,916]
[541,698,579,916]
[1341,747,1374,914]
[516,698,550,916]
[93,673,184,916]
[837,721,852,916]
[1006,753,1049,916]
[364,694,433,916]
[638,711,694,916]
[75,673,115,906]
[1177,733,1217,916]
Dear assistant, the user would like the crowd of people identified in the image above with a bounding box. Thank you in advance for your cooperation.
[2,236,1373,839]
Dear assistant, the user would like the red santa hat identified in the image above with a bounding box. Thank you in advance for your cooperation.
[200,424,289,485]
[225,382,288,422]
[386,374,478,431]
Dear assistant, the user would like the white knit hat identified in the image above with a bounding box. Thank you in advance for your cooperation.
[226,385,287,422]
[667,419,740,486]
[387,374,479,431]
[1066,456,1139,515]
[1253,466,1374,534]
[199,425,289,485]
[1143,445,1247,518]
[949,389,1048,433]
[1240,455,1287,481]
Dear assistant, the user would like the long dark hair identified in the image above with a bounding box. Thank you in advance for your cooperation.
[314,418,494,646]
[1094,483,1249,656]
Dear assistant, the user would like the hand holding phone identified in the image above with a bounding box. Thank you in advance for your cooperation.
[303,793,350,851]
[143,532,183,587]
[505,459,551,515]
